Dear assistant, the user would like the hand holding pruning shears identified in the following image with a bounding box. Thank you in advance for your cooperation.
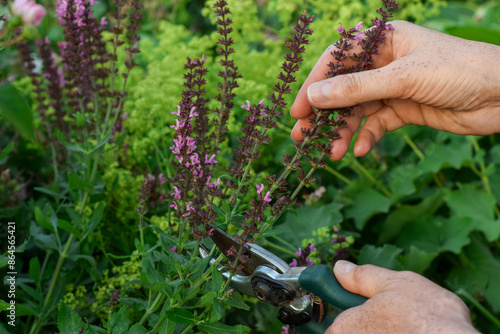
[201,224,479,333]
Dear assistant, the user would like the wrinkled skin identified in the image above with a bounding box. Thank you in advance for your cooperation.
[327,261,480,334]
[290,21,500,160]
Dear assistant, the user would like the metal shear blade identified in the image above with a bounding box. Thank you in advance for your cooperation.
[207,223,290,275]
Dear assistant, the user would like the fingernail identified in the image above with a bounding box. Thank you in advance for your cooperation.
[335,260,356,275]
[307,82,331,104]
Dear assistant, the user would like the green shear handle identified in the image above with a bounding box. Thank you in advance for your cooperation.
[295,265,368,334]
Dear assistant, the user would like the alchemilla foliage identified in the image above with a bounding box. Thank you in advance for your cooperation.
[1,0,500,333]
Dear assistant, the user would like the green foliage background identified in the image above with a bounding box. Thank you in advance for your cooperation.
[1,0,500,333]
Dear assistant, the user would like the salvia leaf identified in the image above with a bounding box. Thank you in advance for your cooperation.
[164,308,195,326]
[0,141,14,163]
[198,322,251,334]
[57,301,84,333]
[0,83,34,140]
[68,172,93,191]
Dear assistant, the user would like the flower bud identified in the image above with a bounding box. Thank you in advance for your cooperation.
[11,0,47,26]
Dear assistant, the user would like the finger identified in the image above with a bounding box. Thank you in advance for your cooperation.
[333,261,398,298]
[290,46,338,120]
[291,118,313,141]
[325,306,366,334]
[306,58,414,110]
[352,105,407,157]
[329,107,364,160]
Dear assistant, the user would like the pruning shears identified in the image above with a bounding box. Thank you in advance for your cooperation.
[200,224,367,333]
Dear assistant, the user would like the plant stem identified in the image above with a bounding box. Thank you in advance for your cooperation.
[403,134,442,187]
[456,288,500,329]
[469,136,500,218]
[325,165,351,184]
[351,159,392,197]
[139,293,166,326]
[262,240,297,257]
[29,234,74,334]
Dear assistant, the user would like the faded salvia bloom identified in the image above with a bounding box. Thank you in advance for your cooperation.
[12,0,46,26]
[289,243,316,267]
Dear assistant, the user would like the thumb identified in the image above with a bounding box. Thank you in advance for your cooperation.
[307,64,411,109]
[333,260,398,298]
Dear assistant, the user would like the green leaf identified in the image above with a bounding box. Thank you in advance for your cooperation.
[124,324,148,334]
[0,256,8,269]
[445,185,500,241]
[69,255,97,271]
[57,130,86,153]
[358,244,403,270]
[386,164,418,199]
[419,135,472,173]
[28,257,41,284]
[0,82,34,140]
[224,291,251,311]
[189,255,211,280]
[68,173,93,191]
[58,219,82,238]
[164,308,195,326]
[212,265,223,292]
[34,206,55,232]
[396,216,475,254]
[15,304,38,316]
[57,301,84,334]
[212,204,227,217]
[0,299,10,313]
[378,190,445,243]
[345,188,391,230]
[30,222,59,251]
[212,298,225,320]
[445,26,500,46]
[489,144,500,164]
[110,306,129,334]
[142,254,163,285]
[398,246,438,274]
[280,201,343,246]
[19,283,43,303]
[198,322,251,334]
[190,291,217,309]
[34,186,66,200]
[66,207,83,229]
[0,142,15,163]
[448,235,500,313]
[82,202,104,240]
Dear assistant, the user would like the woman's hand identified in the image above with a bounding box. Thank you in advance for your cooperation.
[327,261,479,334]
[291,21,500,160]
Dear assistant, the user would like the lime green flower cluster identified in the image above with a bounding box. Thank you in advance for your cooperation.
[301,225,355,265]
[91,252,142,316]
[62,285,88,310]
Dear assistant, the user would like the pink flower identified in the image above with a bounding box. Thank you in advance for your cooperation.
[354,21,363,31]
[241,100,251,112]
[205,154,218,164]
[281,326,290,334]
[171,186,181,200]
[263,191,272,203]
[256,184,264,195]
[354,32,363,43]
[289,259,298,267]
[338,25,346,35]
[158,173,166,186]
[12,0,47,26]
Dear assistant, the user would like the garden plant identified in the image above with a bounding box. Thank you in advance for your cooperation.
[0,0,500,333]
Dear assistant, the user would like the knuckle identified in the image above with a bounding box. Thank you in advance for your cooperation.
[351,264,376,283]
[339,73,363,99]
